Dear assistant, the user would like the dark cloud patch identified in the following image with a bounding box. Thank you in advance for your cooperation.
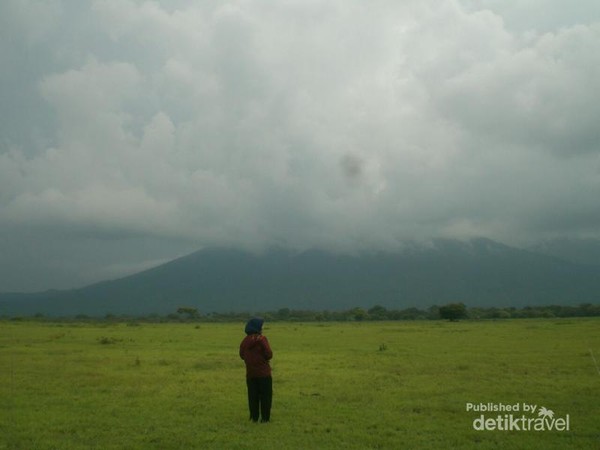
[340,154,364,184]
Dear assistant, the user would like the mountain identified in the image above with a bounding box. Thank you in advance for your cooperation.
[529,238,600,266]
[1,238,599,317]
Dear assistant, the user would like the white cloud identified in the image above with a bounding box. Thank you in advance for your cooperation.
[435,24,600,155]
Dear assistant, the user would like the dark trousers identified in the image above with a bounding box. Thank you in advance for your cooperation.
[246,376,272,422]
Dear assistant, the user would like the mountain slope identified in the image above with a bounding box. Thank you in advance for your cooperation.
[1,239,599,316]
[529,238,600,266]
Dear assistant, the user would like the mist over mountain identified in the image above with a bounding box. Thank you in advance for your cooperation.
[1,238,599,317]
[529,238,600,266]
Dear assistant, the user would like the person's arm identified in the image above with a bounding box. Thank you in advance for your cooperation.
[261,336,273,360]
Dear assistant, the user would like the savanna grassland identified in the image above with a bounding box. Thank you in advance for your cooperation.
[1,318,599,449]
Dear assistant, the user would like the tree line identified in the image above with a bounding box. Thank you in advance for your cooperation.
[7,302,599,323]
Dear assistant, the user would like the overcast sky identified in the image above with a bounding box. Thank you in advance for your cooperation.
[1,1,600,292]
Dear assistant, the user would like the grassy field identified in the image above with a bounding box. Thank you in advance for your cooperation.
[1,318,599,449]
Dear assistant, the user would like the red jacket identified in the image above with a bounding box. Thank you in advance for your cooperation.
[239,334,272,378]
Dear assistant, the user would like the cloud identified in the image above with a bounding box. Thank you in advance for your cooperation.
[0,0,63,44]
[435,25,600,156]
[1,0,600,290]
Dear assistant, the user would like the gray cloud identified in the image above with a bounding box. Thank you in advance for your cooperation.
[1,0,600,291]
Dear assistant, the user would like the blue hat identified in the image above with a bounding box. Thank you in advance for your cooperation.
[245,317,264,335]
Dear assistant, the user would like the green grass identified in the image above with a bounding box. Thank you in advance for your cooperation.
[1,319,599,449]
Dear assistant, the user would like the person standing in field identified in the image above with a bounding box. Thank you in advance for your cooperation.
[239,317,273,423]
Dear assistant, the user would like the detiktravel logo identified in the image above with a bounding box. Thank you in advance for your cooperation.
[466,402,570,431]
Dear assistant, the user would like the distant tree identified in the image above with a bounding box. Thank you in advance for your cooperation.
[439,303,468,321]
[368,305,388,320]
[177,307,199,320]
[427,305,440,320]
[495,309,512,319]
[350,307,367,321]
[263,313,275,322]
[277,308,291,320]
[396,307,426,320]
